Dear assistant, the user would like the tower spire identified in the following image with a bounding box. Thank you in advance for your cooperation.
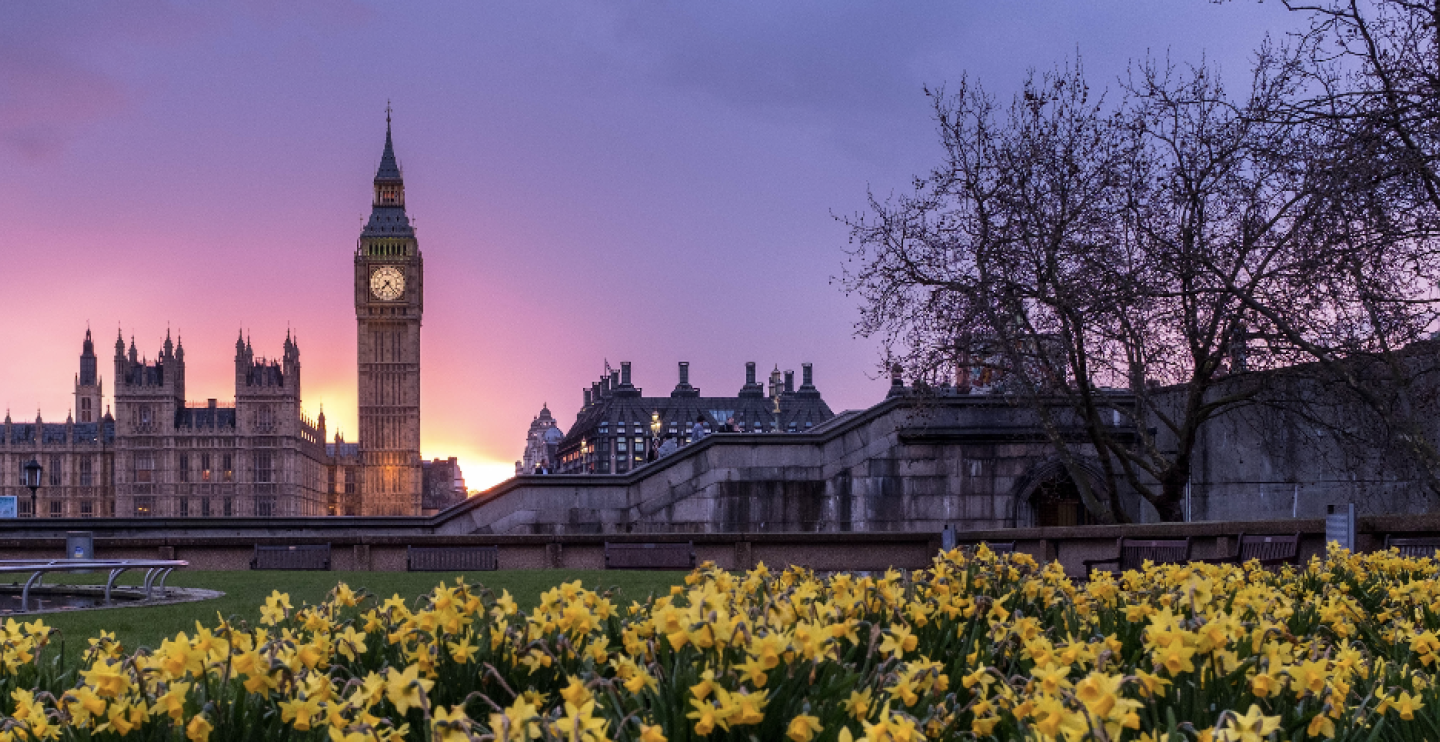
[364,105,411,233]
[375,104,402,184]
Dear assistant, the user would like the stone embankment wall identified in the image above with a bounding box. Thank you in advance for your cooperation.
[434,396,1118,535]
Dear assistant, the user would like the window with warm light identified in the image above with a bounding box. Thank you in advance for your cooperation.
[135,454,155,483]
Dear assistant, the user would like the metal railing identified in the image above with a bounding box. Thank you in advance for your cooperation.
[0,559,188,611]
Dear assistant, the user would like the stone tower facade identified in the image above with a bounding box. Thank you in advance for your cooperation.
[106,329,328,518]
[354,111,424,516]
[74,329,103,424]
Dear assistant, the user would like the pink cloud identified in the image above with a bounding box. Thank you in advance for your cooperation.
[0,46,126,161]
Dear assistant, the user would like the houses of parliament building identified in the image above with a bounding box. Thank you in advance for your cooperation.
[0,115,432,518]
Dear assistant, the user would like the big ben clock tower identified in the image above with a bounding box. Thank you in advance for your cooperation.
[355,107,423,516]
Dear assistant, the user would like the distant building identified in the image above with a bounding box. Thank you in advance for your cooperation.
[325,438,361,516]
[0,328,330,518]
[555,361,834,474]
[0,330,117,517]
[421,457,466,514]
[517,405,563,475]
[0,113,441,518]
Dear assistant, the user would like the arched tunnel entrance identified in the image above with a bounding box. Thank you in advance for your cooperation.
[1029,473,1094,527]
[1013,458,1103,528]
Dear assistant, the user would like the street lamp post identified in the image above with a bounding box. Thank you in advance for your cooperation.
[21,458,42,518]
[649,411,661,462]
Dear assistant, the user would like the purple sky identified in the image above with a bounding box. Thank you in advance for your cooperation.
[0,1,1301,487]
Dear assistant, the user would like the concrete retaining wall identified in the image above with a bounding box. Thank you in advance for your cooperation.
[0,514,1432,578]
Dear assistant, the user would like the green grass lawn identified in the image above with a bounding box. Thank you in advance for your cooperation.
[16,570,685,669]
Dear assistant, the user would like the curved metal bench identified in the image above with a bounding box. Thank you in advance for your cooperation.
[0,559,189,611]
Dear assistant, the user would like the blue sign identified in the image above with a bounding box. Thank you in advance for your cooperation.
[0,497,16,519]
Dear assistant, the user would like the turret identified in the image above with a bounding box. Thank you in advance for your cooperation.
[112,331,184,436]
[282,329,301,389]
[76,327,103,423]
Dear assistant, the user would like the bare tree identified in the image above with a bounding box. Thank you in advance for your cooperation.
[1229,0,1440,499]
[847,3,1440,521]
[843,58,1330,522]
[1279,0,1440,212]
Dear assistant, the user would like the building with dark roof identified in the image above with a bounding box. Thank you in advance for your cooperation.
[554,360,834,474]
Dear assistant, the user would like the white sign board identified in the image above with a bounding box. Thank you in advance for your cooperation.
[0,497,17,519]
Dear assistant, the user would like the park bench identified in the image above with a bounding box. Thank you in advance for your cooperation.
[604,541,696,570]
[251,544,331,571]
[1083,537,1192,577]
[1203,532,1301,567]
[407,545,499,572]
[959,541,1016,555]
[1383,535,1440,559]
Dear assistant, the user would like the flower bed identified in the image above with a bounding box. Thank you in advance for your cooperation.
[2,545,1440,740]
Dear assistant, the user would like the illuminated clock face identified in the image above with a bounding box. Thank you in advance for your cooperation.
[370,266,405,300]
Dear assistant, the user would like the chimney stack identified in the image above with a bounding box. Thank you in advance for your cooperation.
[739,361,764,397]
[802,363,814,389]
[583,388,592,407]
[620,361,632,387]
[784,370,794,394]
[887,363,907,398]
[672,361,699,397]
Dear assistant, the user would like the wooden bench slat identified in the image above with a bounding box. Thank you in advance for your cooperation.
[1385,535,1440,558]
[407,546,498,572]
[1197,532,1300,567]
[604,542,695,570]
[959,541,1015,555]
[1084,537,1192,575]
[251,544,330,571]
